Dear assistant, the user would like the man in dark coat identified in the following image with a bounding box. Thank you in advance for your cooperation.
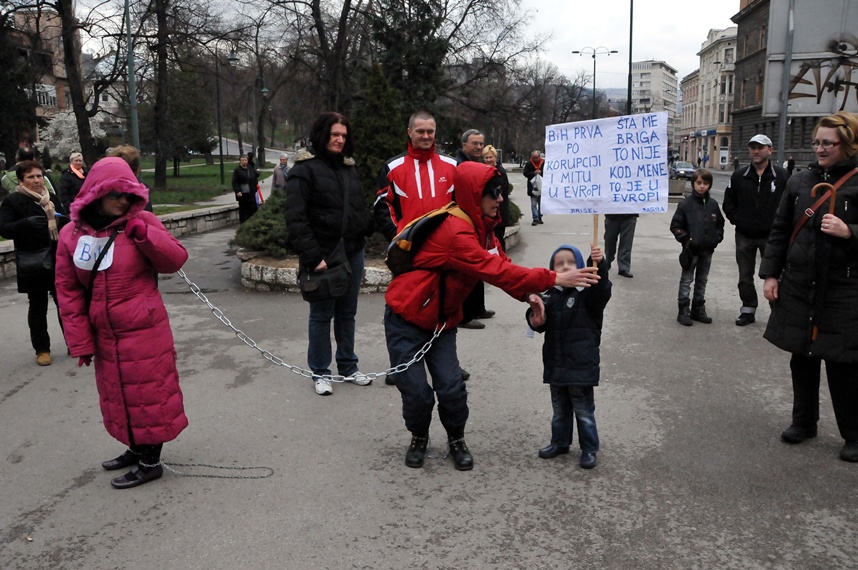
[722,134,789,326]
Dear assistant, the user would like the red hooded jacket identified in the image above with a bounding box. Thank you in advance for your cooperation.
[385,161,557,330]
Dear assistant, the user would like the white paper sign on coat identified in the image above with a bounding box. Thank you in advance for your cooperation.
[541,112,669,215]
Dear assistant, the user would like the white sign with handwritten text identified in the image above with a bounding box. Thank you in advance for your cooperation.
[542,112,669,215]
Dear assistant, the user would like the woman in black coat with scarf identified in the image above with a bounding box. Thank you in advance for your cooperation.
[760,111,858,463]
[0,160,68,366]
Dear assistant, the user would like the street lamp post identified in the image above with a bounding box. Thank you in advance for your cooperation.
[214,46,238,185]
[573,47,618,119]
[250,77,268,161]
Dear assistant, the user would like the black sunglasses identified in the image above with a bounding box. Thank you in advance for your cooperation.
[105,191,131,201]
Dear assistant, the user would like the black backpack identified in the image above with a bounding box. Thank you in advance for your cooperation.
[385,202,473,276]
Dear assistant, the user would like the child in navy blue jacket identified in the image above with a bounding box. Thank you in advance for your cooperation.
[670,168,725,326]
[526,244,612,469]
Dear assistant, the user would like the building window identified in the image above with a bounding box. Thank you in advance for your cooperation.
[760,24,767,50]
[101,93,108,102]
[744,35,748,58]
[719,104,726,123]
[724,48,734,64]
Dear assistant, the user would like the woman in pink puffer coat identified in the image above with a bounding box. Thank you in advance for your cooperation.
[56,157,188,489]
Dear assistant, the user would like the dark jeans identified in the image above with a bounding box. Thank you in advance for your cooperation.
[307,249,364,377]
[384,307,468,436]
[604,216,637,273]
[27,287,61,354]
[789,354,858,442]
[735,231,767,310]
[549,385,599,453]
[677,250,713,306]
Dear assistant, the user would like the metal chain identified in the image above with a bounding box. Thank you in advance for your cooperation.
[175,269,444,383]
[142,460,274,479]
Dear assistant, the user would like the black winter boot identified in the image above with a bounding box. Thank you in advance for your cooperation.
[691,303,713,324]
[405,435,429,468]
[677,302,692,326]
[445,426,473,471]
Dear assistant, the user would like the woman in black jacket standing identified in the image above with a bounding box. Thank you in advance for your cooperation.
[0,160,67,366]
[284,112,374,396]
[58,152,86,213]
[760,111,858,463]
[231,155,258,224]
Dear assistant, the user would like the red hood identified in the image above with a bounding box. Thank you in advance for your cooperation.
[455,161,500,244]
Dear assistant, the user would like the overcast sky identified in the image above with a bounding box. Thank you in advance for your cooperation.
[520,0,741,88]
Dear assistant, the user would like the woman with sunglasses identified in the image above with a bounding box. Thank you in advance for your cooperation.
[760,111,858,463]
[55,157,189,488]
[0,160,68,366]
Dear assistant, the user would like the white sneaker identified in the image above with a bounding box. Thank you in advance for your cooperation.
[314,378,333,396]
[350,372,372,386]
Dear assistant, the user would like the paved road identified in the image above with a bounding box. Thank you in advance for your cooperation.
[1,170,856,569]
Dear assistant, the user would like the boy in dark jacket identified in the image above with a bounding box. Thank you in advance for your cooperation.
[670,169,725,326]
[526,243,612,469]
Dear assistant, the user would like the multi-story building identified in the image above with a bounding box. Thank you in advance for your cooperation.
[681,27,737,171]
[630,60,679,150]
[12,8,71,129]
[679,70,699,163]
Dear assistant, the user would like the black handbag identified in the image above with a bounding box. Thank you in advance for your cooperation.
[299,244,352,302]
[16,246,53,277]
[298,171,353,302]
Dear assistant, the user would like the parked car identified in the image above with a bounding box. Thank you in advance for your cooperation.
[669,161,696,180]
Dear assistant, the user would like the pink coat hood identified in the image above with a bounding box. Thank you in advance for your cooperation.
[70,157,149,223]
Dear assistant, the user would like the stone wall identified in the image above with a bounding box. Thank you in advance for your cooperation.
[240,223,522,292]
[0,204,240,281]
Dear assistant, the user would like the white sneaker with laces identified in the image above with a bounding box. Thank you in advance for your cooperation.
[350,372,372,386]
[314,378,333,395]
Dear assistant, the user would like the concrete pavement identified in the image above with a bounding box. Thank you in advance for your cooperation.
[1,170,857,569]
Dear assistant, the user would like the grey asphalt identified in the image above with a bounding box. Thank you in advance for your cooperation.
[2,170,856,569]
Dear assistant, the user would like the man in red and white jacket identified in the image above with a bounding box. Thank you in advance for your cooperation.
[384,161,601,472]
[374,111,457,240]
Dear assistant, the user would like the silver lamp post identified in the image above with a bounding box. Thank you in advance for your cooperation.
[215,46,238,184]
[573,47,619,119]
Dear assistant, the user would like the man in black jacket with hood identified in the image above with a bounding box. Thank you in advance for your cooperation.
[723,134,789,326]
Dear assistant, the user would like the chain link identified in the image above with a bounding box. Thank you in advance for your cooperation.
[142,460,274,479]
[176,269,444,383]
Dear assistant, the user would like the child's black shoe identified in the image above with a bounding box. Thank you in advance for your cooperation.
[580,452,597,469]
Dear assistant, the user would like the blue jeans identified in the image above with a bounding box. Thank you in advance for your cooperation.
[307,248,364,377]
[677,250,713,306]
[530,194,542,221]
[384,307,467,436]
[549,385,599,453]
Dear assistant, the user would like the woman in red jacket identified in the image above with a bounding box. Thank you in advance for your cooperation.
[384,161,600,471]
[55,157,189,489]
